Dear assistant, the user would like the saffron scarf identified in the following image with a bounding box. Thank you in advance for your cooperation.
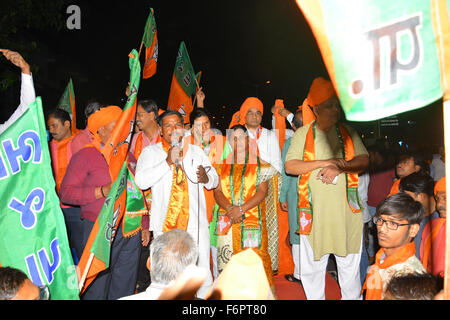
[215,152,262,249]
[50,136,74,194]
[421,218,446,274]
[296,121,362,235]
[190,133,225,223]
[134,130,161,160]
[273,99,286,152]
[363,241,416,300]
[161,138,190,231]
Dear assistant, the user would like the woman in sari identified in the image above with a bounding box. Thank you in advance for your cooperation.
[212,124,277,290]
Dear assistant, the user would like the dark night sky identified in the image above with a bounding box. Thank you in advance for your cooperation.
[0,0,444,149]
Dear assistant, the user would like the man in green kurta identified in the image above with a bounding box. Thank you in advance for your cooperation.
[285,77,369,300]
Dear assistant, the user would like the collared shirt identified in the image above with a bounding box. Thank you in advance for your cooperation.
[247,127,282,173]
[135,142,219,232]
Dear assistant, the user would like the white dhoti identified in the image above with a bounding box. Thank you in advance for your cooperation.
[135,142,219,300]
[299,235,362,300]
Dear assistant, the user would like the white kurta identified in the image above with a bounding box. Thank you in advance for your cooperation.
[135,142,218,233]
[248,127,283,174]
[134,142,218,299]
[0,73,36,134]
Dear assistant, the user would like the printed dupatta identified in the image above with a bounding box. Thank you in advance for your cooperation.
[296,121,362,235]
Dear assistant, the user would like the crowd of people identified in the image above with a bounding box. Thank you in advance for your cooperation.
[0,48,447,300]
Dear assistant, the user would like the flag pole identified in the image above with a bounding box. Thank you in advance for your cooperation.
[78,252,94,292]
[430,0,450,300]
[192,71,202,107]
[138,41,144,58]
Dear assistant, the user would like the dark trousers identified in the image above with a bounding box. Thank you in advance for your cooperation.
[80,219,141,300]
[61,206,83,262]
[136,244,151,292]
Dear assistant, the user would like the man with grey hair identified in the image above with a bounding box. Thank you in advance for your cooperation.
[120,229,199,300]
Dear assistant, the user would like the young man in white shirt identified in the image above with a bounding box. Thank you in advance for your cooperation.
[0,49,36,134]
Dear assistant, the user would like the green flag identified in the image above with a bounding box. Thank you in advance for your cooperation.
[142,8,157,48]
[142,8,158,79]
[174,41,197,97]
[167,41,197,122]
[296,0,447,121]
[56,78,77,133]
[0,97,79,300]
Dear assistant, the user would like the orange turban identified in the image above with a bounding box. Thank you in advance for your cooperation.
[87,105,122,142]
[435,177,446,195]
[229,97,263,128]
[307,77,336,107]
[206,249,275,300]
[297,99,316,126]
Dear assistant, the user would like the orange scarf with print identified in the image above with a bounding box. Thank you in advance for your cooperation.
[297,121,361,235]
[161,138,190,231]
[215,154,262,249]
[363,241,416,300]
[190,133,226,222]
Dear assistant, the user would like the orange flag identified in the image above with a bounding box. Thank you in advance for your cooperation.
[273,99,286,151]
[167,42,197,123]
[142,8,158,79]
[77,50,141,294]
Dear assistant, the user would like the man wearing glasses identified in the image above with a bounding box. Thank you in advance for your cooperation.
[362,192,426,300]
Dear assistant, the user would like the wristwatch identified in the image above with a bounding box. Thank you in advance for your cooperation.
[239,206,245,220]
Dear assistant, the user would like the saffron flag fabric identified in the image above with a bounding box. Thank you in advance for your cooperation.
[0,97,79,300]
[57,78,78,134]
[77,50,141,293]
[77,161,129,293]
[296,0,450,121]
[101,49,141,180]
[142,7,158,79]
[273,99,286,151]
[167,41,197,123]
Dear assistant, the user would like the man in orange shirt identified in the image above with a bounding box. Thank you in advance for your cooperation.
[47,108,82,259]
[420,177,446,277]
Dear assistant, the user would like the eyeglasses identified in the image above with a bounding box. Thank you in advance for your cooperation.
[38,285,50,300]
[372,216,410,231]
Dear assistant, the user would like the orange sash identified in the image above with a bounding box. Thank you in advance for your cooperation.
[190,133,225,222]
[363,242,416,300]
[49,136,74,194]
[161,139,190,232]
[273,99,286,151]
[421,218,446,273]
[296,122,361,235]
[215,155,262,249]
[134,131,161,160]
[388,179,401,197]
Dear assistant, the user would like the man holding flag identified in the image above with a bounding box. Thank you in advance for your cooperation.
[61,49,144,299]
[0,49,79,300]
[296,0,450,298]
[60,106,141,299]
